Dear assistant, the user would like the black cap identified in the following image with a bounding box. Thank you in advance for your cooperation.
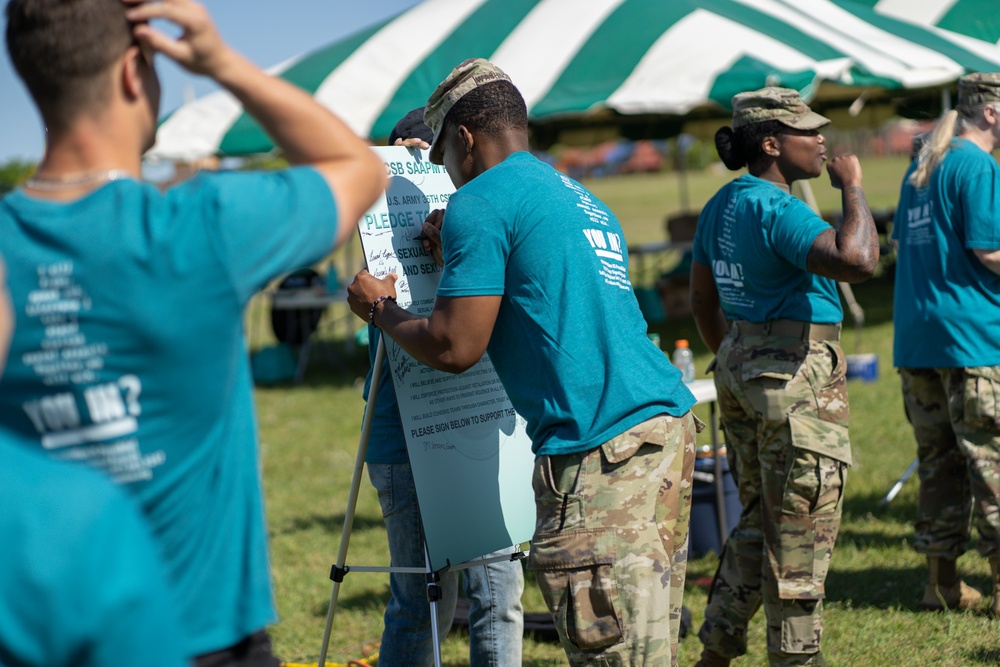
[388,108,434,146]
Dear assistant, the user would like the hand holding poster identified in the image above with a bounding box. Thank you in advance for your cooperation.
[358,146,535,570]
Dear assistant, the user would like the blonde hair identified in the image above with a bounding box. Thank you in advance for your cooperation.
[909,103,1000,189]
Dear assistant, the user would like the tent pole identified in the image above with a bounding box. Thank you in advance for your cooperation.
[317,337,386,666]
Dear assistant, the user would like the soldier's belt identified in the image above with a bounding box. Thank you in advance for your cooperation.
[732,319,840,341]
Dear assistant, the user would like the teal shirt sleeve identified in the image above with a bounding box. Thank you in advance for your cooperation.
[960,161,1000,250]
[363,326,408,464]
[171,167,338,304]
[768,198,831,270]
[436,192,508,297]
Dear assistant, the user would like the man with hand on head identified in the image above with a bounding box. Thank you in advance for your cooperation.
[0,0,385,664]
[348,58,699,667]
[362,108,525,667]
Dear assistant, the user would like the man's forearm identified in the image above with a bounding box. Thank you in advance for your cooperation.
[215,54,368,167]
[371,301,454,372]
[371,300,489,375]
[217,59,385,246]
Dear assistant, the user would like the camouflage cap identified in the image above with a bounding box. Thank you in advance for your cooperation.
[424,58,513,164]
[731,87,830,131]
[957,72,1000,109]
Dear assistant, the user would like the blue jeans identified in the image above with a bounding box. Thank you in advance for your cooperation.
[368,463,524,667]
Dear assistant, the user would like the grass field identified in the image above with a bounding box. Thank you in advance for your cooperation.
[253,156,1000,666]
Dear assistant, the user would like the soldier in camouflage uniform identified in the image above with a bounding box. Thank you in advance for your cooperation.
[893,73,1000,614]
[348,58,700,666]
[688,88,879,666]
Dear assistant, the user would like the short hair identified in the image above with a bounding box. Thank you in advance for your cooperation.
[6,0,133,130]
[714,119,786,171]
[441,80,528,140]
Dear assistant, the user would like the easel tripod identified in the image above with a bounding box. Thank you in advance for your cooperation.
[316,337,525,667]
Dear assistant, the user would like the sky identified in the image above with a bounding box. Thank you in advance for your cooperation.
[0,0,423,163]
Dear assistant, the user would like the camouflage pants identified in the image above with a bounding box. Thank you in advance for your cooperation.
[900,366,1000,558]
[699,321,850,667]
[527,412,699,667]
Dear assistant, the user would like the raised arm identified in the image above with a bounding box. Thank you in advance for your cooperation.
[690,260,728,354]
[125,0,386,250]
[805,155,879,283]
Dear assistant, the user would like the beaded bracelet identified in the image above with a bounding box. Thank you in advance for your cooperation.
[369,295,396,328]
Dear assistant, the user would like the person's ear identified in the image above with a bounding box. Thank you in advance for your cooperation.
[458,125,474,155]
[984,103,999,126]
[762,135,781,158]
[121,45,146,100]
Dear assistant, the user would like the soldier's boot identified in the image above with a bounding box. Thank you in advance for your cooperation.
[989,556,1000,617]
[920,556,982,610]
[693,649,731,667]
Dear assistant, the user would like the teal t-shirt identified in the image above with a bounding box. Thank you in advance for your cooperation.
[0,441,186,667]
[892,138,1000,368]
[363,326,407,464]
[692,174,841,324]
[0,168,337,657]
[435,152,694,456]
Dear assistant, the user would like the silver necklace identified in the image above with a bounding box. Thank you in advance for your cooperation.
[24,169,133,191]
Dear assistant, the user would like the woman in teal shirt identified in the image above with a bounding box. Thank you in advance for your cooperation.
[893,73,1000,617]
[690,88,878,667]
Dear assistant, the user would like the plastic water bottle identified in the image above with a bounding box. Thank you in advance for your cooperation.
[672,339,696,383]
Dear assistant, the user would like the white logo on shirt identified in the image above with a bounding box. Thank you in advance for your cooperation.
[583,228,623,262]
[23,375,142,449]
[17,261,165,484]
[906,201,932,229]
[904,199,934,247]
[713,260,745,288]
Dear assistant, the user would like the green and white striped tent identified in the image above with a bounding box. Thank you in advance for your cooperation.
[148,0,1000,160]
[865,0,1000,45]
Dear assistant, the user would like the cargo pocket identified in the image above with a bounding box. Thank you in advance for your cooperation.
[528,528,624,651]
[820,340,847,389]
[787,412,851,467]
[778,599,823,655]
[812,341,849,425]
[959,366,1000,432]
[772,414,848,600]
[740,353,804,386]
[741,354,806,422]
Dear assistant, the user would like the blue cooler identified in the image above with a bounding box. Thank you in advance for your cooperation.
[846,353,879,382]
[689,449,742,558]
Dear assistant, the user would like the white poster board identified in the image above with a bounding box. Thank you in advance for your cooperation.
[359,146,536,570]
